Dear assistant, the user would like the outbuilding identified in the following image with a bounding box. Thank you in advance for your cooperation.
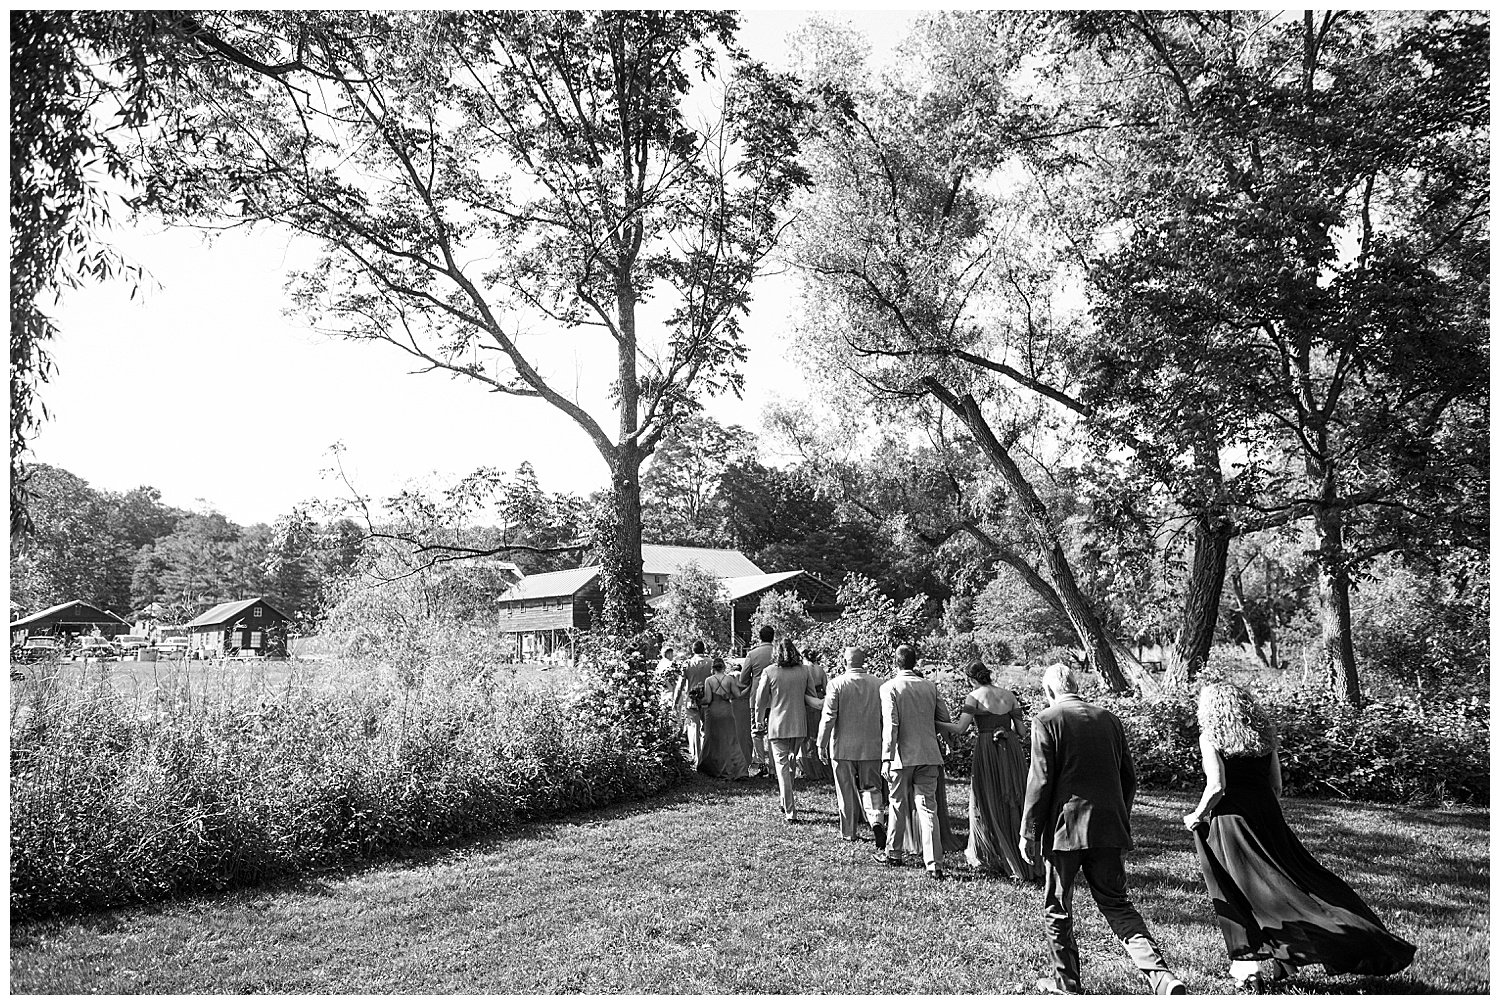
[9,600,130,646]
[184,597,291,658]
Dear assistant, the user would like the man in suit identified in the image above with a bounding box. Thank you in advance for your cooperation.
[755,642,821,823]
[739,625,777,776]
[880,644,952,879]
[1020,663,1186,996]
[817,646,887,847]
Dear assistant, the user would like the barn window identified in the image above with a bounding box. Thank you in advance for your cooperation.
[253,606,263,618]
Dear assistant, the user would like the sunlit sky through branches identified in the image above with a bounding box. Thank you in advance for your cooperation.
[35,10,922,525]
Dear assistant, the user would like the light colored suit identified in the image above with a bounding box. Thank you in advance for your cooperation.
[880,669,952,868]
[819,668,886,838]
[756,662,819,816]
[739,641,777,766]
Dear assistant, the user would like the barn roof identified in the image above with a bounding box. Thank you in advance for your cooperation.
[498,566,601,604]
[10,599,130,630]
[641,545,763,578]
[645,570,838,609]
[185,597,289,628]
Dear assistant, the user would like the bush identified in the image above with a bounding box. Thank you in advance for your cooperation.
[1098,676,1489,807]
[9,652,690,920]
[915,646,1487,807]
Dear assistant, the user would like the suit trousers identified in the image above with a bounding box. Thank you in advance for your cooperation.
[768,737,803,816]
[831,758,885,839]
[1042,848,1175,994]
[887,764,941,868]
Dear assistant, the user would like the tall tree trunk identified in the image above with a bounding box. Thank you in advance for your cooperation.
[1167,509,1232,686]
[927,380,1153,694]
[598,263,648,636]
[1314,499,1361,707]
[1165,419,1232,687]
[599,449,648,635]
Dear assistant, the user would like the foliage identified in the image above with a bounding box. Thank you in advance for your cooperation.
[1350,553,1490,694]
[801,574,928,662]
[641,416,755,547]
[651,564,731,654]
[1098,659,1489,807]
[10,12,156,532]
[9,642,687,920]
[748,590,813,647]
[129,11,811,632]
[970,564,1075,661]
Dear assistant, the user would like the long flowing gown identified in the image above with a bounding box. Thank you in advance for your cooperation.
[698,672,749,780]
[963,698,1038,880]
[1193,751,1416,977]
[797,661,832,782]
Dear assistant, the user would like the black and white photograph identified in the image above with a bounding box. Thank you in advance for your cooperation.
[8,8,1488,995]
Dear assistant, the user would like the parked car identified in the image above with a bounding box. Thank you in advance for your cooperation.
[114,634,151,657]
[12,636,62,664]
[76,637,118,660]
[157,636,190,657]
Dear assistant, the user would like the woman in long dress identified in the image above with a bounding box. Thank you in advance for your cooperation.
[1183,683,1416,990]
[796,648,832,782]
[698,657,748,780]
[669,640,714,768]
[942,661,1037,880]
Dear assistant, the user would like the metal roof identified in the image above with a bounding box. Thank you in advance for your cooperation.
[498,566,601,604]
[10,599,131,630]
[645,570,834,608]
[722,570,806,601]
[185,597,289,628]
[640,544,763,578]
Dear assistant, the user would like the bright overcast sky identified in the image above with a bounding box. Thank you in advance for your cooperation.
[34,10,921,526]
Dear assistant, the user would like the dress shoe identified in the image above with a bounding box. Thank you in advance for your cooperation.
[879,853,903,867]
[1233,974,1263,994]
[785,813,798,824]
[927,868,946,881]
[872,822,888,851]
[1159,977,1187,995]
[1035,978,1078,995]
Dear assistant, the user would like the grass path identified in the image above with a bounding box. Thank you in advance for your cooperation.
[10,775,1488,994]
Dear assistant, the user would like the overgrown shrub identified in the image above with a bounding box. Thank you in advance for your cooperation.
[916,648,1487,807]
[10,652,690,920]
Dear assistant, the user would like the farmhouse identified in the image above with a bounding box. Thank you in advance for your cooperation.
[9,600,130,645]
[497,545,839,659]
[185,597,291,658]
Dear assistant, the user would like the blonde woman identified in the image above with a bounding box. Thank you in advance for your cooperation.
[1184,684,1415,991]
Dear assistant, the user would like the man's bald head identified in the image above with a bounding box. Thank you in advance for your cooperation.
[844,645,867,669]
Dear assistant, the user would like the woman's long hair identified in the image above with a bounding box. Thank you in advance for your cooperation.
[1196,683,1276,757]
[775,639,803,668]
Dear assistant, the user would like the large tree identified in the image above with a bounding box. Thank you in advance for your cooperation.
[130,11,808,633]
[786,14,1155,693]
[1067,10,1489,705]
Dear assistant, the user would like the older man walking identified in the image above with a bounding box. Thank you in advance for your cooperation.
[817,646,887,847]
[1020,663,1186,995]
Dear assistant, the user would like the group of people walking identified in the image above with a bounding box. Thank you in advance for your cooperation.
[665,627,1416,994]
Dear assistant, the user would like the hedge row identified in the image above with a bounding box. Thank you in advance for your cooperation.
[935,671,1488,807]
[10,662,688,920]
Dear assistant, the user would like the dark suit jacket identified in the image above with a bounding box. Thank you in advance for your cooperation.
[1019,695,1136,852]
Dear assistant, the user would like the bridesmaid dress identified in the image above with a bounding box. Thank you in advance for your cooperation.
[1193,751,1416,977]
[797,660,832,782]
[962,697,1039,881]
[698,672,749,780]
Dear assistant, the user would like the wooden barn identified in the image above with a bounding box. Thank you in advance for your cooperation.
[184,597,290,658]
[9,600,130,645]
[496,545,769,659]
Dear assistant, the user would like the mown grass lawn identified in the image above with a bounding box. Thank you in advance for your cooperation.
[10,775,1487,994]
